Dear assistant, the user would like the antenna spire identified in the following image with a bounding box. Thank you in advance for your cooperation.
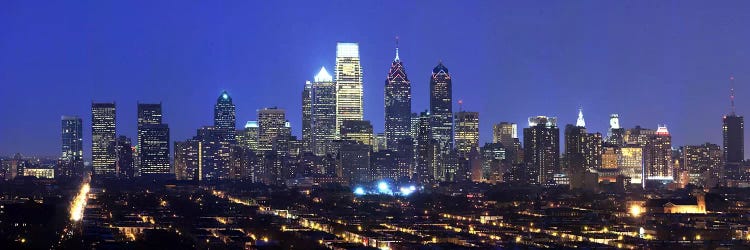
[394,36,400,61]
[730,75,736,115]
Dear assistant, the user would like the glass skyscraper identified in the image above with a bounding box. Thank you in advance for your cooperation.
[311,67,337,156]
[60,115,83,177]
[214,91,236,142]
[91,102,117,176]
[429,62,453,155]
[335,42,363,137]
[385,42,411,151]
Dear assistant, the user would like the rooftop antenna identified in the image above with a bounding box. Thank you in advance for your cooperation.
[730,75,736,115]
[394,36,400,61]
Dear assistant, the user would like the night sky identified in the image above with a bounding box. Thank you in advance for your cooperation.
[1,1,748,159]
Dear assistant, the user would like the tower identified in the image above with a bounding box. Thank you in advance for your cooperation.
[385,38,412,151]
[214,91,236,142]
[138,103,169,177]
[335,42,364,137]
[91,102,117,176]
[60,116,83,177]
[524,116,560,184]
[311,67,337,156]
[302,81,313,152]
[724,75,745,183]
[429,62,453,155]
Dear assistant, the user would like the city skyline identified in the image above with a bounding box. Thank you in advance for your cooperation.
[2,1,750,159]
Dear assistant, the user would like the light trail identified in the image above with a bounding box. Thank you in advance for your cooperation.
[70,180,90,221]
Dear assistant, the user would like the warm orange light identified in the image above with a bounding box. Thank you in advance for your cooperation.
[629,205,643,217]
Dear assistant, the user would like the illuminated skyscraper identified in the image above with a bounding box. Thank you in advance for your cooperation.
[91,102,117,176]
[493,122,522,163]
[524,116,560,184]
[302,81,312,152]
[415,111,436,183]
[311,67,337,156]
[565,109,602,189]
[335,42,363,137]
[455,111,479,155]
[618,146,643,185]
[258,107,288,154]
[174,139,201,181]
[60,115,83,177]
[137,103,169,176]
[429,62,453,155]
[385,40,412,151]
[214,91,236,141]
[237,121,259,151]
[114,135,135,178]
[724,76,746,183]
[683,143,723,187]
[607,114,625,146]
[644,125,672,181]
[341,120,374,146]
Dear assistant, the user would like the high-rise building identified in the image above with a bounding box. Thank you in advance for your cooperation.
[429,62,453,155]
[619,146,644,185]
[524,116,560,184]
[196,126,231,180]
[91,102,117,176]
[493,122,522,163]
[335,42,363,137]
[565,109,602,189]
[372,150,401,181]
[137,103,169,176]
[174,139,201,181]
[724,115,745,164]
[311,67,337,156]
[302,81,312,152]
[214,91,236,141]
[60,116,83,177]
[607,114,625,146]
[340,120,373,146]
[455,111,479,155]
[384,40,412,151]
[625,126,654,146]
[114,135,135,178]
[415,111,436,183]
[258,107,288,154]
[481,143,507,183]
[683,143,723,187]
[237,121,259,151]
[138,124,170,175]
[338,141,371,185]
[644,125,673,181]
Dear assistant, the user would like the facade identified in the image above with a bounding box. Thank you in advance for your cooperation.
[335,42,364,137]
[237,121,259,151]
[619,146,644,185]
[493,122,521,163]
[625,126,655,147]
[601,146,619,169]
[196,126,231,180]
[338,142,371,185]
[371,150,401,181]
[524,116,560,184]
[429,62,453,155]
[723,114,745,164]
[384,43,412,152]
[114,135,135,178]
[258,107,289,154]
[311,67,337,156]
[340,120,374,146]
[607,114,625,146]
[415,111,436,183]
[644,126,673,180]
[174,139,201,181]
[60,115,83,177]
[302,81,312,152]
[138,124,170,175]
[91,102,117,176]
[455,111,480,155]
[682,143,723,187]
[214,91,236,142]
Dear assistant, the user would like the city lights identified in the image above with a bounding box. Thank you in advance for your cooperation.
[70,182,90,222]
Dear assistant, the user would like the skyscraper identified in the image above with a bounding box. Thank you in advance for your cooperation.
[644,125,672,181]
[335,42,363,137]
[92,102,117,176]
[340,120,374,146]
[174,139,200,181]
[564,108,602,173]
[606,114,625,146]
[524,116,560,184]
[493,122,522,163]
[214,91,236,141]
[311,67,337,156]
[60,115,83,177]
[455,111,479,155]
[384,40,412,151]
[683,143,723,187]
[114,135,135,178]
[302,81,312,152]
[137,103,168,176]
[258,107,288,154]
[724,115,745,164]
[429,62,453,155]
[237,121,259,151]
[415,111,436,183]
[618,146,644,185]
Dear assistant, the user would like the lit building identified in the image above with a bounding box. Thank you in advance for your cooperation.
[481,143,506,183]
[524,116,560,184]
[625,126,655,147]
[138,124,170,176]
[91,102,117,176]
[341,120,374,147]
[415,111,436,183]
[601,146,619,169]
[723,114,745,181]
[60,115,83,177]
[214,91,236,142]
[429,62,453,155]
[258,107,288,154]
[174,139,201,181]
[195,126,231,180]
[310,67,337,156]
[137,103,170,176]
[493,122,521,163]
[302,81,312,152]
[384,40,412,152]
[372,150,402,181]
[619,146,644,185]
[455,111,480,155]
[114,135,135,178]
[237,121,259,151]
[607,114,625,146]
[335,42,364,137]
[373,133,387,152]
[682,143,723,187]
[565,109,603,188]
[23,168,54,179]
[644,125,673,181]
[229,145,256,180]
[338,141,371,185]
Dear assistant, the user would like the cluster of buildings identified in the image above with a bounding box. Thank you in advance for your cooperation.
[2,42,746,192]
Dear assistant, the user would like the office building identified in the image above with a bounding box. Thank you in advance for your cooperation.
[60,115,83,177]
[91,102,117,176]
[237,121,259,151]
[302,81,312,152]
[214,91,236,141]
[174,139,201,181]
[683,143,723,187]
[311,67,337,156]
[524,116,560,184]
[114,135,135,178]
[455,111,479,155]
[340,120,373,146]
[429,62,453,155]
[335,42,364,137]
[384,40,412,151]
[644,125,673,181]
[258,107,289,154]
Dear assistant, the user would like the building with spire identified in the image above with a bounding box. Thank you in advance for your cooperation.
[385,38,412,152]
[311,67,337,156]
[335,42,363,137]
[723,75,746,184]
[565,108,602,189]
